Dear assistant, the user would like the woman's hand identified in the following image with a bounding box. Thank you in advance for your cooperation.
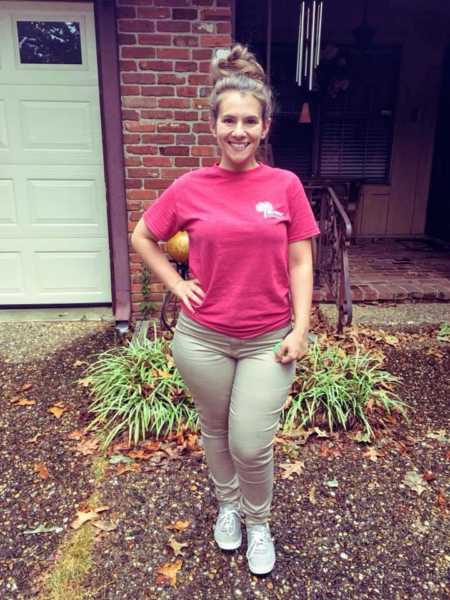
[171,278,205,313]
[274,331,309,364]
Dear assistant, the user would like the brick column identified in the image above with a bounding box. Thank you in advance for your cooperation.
[116,0,233,320]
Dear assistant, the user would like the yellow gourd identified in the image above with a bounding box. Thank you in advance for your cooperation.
[166,231,189,264]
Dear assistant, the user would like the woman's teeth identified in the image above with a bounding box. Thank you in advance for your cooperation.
[229,143,248,151]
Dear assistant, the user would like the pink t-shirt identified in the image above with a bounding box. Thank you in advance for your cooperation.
[143,163,319,338]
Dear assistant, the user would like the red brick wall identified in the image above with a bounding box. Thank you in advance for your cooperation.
[116,0,233,320]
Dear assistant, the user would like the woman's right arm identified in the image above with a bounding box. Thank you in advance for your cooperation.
[131,218,204,313]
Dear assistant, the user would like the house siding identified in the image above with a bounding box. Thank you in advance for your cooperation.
[116,0,232,320]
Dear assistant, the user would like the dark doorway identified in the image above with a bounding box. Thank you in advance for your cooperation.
[426,43,450,242]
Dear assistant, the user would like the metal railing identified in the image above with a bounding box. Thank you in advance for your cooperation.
[305,185,353,332]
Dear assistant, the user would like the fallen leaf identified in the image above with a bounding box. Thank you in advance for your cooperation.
[109,454,134,464]
[19,383,33,392]
[308,485,317,505]
[363,447,380,462]
[34,463,49,480]
[185,433,198,451]
[116,463,141,476]
[71,511,100,530]
[348,430,372,443]
[166,520,191,532]
[403,470,428,496]
[24,524,63,535]
[91,520,118,532]
[70,506,110,530]
[280,460,304,479]
[28,432,42,443]
[75,437,99,456]
[167,536,189,557]
[156,559,182,588]
[13,398,35,406]
[313,427,329,438]
[128,449,152,460]
[325,478,339,488]
[422,470,436,482]
[142,440,162,453]
[426,430,448,443]
[67,429,84,440]
[48,405,66,418]
[437,490,446,514]
[78,377,94,388]
[73,359,88,367]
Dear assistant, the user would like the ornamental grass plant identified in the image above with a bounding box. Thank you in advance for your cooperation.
[85,328,198,448]
[281,338,407,439]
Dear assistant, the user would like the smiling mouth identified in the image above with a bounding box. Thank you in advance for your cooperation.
[228,142,250,151]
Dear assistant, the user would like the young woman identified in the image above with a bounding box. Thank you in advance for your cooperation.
[131,44,319,575]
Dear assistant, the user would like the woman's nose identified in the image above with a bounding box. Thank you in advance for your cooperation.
[232,121,245,135]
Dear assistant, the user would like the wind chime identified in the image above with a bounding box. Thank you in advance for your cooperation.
[296,0,324,91]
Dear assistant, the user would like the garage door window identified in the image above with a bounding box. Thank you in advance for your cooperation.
[17,21,82,65]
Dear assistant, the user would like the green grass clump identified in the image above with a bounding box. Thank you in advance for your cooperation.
[437,322,450,343]
[281,340,407,439]
[85,329,198,447]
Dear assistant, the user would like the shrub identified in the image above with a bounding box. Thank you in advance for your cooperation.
[85,329,198,447]
[281,339,407,439]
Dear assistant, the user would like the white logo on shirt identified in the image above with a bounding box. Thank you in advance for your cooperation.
[255,201,284,219]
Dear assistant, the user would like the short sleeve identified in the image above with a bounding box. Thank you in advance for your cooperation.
[142,181,180,242]
[287,177,320,243]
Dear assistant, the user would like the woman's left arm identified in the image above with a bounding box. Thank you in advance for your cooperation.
[275,239,314,364]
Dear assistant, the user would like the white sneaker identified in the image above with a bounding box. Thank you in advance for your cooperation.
[246,523,276,575]
[213,503,242,550]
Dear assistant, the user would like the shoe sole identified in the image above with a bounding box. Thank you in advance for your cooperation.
[214,534,242,551]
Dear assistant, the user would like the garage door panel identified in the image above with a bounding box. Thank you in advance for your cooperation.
[33,240,110,301]
[28,178,101,228]
[0,100,7,149]
[0,179,17,224]
[0,251,26,299]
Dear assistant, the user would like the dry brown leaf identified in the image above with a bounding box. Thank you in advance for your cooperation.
[141,440,161,453]
[78,377,94,387]
[155,559,182,588]
[71,511,100,529]
[280,460,305,479]
[308,485,317,505]
[422,470,436,482]
[116,463,141,476]
[91,520,118,532]
[166,520,191,532]
[437,490,447,514]
[73,359,88,367]
[70,505,110,530]
[19,383,33,392]
[67,429,84,440]
[186,433,198,451]
[48,405,66,418]
[13,398,36,406]
[34,462,49,480]
[127,449,153,460]
[28,432,42,443]
[75,437,99,456]
[363,447,380,462]
[167,536,189,557]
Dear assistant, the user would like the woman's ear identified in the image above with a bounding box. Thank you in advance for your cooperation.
[261,118,271,140]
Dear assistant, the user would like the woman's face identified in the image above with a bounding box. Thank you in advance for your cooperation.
[210,90,270,172]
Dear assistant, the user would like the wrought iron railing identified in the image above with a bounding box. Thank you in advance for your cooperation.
[305,185,353,333]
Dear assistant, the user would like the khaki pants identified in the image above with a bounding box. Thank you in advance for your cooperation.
[171,312,296,525]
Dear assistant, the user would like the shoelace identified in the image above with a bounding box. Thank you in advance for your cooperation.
[217,509,239,536]
[247,527,271,557]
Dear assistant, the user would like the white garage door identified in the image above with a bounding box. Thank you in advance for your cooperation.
[0,2,112,304]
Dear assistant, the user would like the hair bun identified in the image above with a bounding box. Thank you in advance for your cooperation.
[210,44,266,85]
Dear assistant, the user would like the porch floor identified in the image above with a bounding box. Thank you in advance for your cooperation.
[314,237,450,303]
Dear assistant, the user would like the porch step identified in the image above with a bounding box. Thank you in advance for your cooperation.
[313,283,450,304]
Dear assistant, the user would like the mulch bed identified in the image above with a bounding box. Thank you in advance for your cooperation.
[0,322,449,599]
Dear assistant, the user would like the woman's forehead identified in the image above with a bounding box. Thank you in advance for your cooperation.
[218,90,262,116]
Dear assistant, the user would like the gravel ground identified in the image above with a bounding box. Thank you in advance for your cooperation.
[0,320,449,599]
[319,302,450,327]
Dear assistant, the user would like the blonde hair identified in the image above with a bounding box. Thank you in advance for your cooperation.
[209,44,273,124]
